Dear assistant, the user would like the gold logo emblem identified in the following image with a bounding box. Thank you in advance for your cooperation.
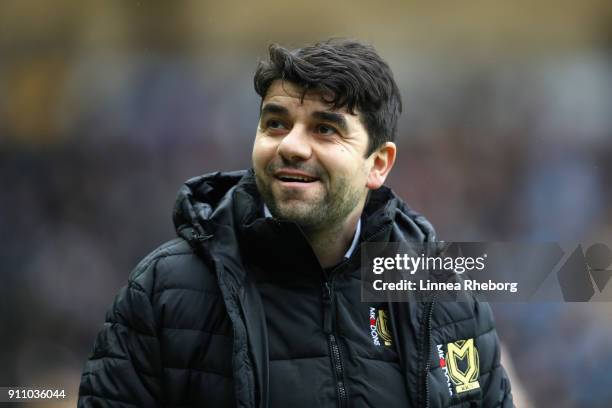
[446,338,480,393]
[376,310,392,346]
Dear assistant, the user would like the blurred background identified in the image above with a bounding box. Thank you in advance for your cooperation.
[1,0,612,406]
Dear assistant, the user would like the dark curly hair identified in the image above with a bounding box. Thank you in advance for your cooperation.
[253,39,402,156]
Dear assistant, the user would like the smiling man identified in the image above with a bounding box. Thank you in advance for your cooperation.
[79,39,513,407]
[253,79,395,268]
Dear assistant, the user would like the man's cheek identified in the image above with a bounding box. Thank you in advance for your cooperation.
[253,151,266,176]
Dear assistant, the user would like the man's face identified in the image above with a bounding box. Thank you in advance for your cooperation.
[252,80,376,231]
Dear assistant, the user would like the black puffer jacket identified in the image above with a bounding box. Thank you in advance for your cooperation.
[78,169,513,407]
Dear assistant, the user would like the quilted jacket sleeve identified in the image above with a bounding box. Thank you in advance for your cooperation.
[475,301,514,408]
[78,257,163,407]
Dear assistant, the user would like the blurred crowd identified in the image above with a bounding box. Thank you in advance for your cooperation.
[1,2,612,407]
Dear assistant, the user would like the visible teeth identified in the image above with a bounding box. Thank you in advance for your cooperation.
[279,175,315,182]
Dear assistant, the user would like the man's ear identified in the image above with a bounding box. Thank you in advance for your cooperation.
[366,142,396,190]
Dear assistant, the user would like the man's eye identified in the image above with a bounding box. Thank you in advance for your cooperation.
[316,124,337,135]
[266,119,286,129]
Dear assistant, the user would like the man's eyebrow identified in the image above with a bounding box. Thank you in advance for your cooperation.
[260,104,349,133]
[260,103,289,117]
[312,111,349,133]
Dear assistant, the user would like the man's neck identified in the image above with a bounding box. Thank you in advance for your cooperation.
[304,216,360,268]
[263,205,362,268]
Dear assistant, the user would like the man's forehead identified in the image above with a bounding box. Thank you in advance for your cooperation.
[262,80,353,115]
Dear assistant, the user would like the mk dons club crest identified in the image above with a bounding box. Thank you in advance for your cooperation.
[437,338,481,396]
[369,307,392,347]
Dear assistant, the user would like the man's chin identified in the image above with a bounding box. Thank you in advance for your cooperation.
[269,203,321,226]
[272,204,312,219]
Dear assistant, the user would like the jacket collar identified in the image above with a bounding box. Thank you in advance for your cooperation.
[263,203,362,260]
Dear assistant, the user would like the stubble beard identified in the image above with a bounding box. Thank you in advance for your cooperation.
[254,170,363,233]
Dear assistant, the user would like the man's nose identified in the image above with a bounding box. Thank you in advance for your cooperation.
[277,124,312,162]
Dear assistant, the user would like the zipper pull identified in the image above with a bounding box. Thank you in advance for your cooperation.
[322,281,333,334]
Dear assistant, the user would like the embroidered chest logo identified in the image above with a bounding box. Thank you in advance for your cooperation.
[369,307,392,347]
[437,338,481,396]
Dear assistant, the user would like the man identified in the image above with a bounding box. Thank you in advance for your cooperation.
[79,39,513,407]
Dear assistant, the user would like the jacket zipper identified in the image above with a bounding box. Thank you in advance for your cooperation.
[316,220,390,408]
[322,278,348,408]
[420,298,436,408]
[418,241,439,408]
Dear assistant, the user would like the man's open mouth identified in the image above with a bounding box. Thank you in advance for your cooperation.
[276,175,318,183]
